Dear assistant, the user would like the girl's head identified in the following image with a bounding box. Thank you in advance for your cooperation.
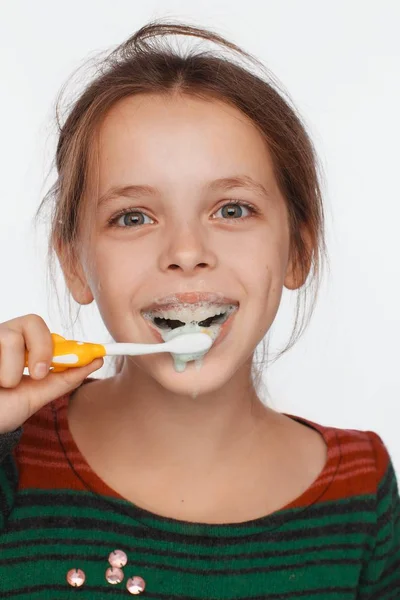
[36,21,328,397]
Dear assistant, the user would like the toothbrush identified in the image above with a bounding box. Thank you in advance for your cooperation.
[24,332,213,373]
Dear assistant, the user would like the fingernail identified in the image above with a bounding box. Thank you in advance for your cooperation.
[34,362,48,378]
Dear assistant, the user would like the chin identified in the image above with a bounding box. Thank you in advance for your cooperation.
[139,353,240,397]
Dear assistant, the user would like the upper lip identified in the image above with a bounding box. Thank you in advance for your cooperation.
[141,292,239,312]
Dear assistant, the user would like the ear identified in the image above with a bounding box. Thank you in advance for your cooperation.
[284,226,313,291]
[55,242,94,306]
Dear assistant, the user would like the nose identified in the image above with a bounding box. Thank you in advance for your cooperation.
[159,221,217,274]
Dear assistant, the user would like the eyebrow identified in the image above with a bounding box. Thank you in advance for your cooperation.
[97,176,271,207]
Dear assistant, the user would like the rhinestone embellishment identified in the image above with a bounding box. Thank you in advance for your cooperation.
[66,568,86,587]
[105,566,124,584]
[126,576,146,595]
[108,549,128,568]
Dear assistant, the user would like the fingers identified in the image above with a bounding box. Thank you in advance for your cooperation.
[0,314,53,387]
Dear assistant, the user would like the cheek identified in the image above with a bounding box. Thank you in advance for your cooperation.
[242,249,287,324]
[91,242,151,292]
[238,245,275,292]
[88,245,155,336]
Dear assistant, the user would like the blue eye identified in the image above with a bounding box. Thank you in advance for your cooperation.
[213,201,256,220]
[108,210,154,228]
[107,200,258,229]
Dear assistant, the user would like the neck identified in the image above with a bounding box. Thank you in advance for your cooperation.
[70,357,278,478]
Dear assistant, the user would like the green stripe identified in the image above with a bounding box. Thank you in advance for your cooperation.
[1,455,399,598]
[0,538,366,564]
[13,488,375,529]
[0,556,362,598]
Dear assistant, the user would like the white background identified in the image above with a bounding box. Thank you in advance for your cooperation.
[1,1,399,473]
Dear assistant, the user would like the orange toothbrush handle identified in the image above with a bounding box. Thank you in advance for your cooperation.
[24,333,107,373]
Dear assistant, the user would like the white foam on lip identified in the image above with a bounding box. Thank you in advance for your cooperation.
[143,292,237,392]
[145,305,230,325]
[142,304,237,380]
[144,304,236,326]
[149,291,230,310]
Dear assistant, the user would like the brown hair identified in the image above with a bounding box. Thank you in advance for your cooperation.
[34,19,329,395]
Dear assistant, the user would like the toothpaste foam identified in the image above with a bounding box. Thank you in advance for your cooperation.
[160,322,220,373]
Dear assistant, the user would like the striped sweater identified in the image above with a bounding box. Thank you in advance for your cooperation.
[0,377,399,599]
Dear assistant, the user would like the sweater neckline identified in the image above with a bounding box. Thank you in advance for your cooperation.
[53,384,341,538]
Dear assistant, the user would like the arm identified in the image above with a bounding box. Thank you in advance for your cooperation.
[0,427,22,530]
[358,431,400,598]
[0,427,23,462]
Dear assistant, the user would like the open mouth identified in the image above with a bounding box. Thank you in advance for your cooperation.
[153,311,230,330]
[142,304,238,333]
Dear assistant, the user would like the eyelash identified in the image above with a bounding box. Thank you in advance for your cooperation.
[106,200,259,229]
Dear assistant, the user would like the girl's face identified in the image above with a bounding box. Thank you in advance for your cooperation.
[77,93,296,395]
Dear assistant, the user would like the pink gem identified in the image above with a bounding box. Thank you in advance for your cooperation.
[126,576,146,595]
[66,568,86,587]
[108,549,128,568]
[105,566,124,584]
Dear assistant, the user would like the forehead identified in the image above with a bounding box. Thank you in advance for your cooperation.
[96,93,276,185]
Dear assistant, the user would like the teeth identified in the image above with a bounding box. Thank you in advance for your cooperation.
[143,303,236,325]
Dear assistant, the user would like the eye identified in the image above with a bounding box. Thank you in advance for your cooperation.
[107,209,154,228]
[213,200,258,221]
[106,200,259,229]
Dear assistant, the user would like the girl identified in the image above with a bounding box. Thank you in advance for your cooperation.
[0,20,399,599]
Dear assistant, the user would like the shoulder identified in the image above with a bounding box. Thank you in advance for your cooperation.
[316,417,397,495]
[333,424,395,487]
[363,429,395,482]
[14,377,100,483]
[16,376,99,450]
[13,393,67,478]
[287,411,397,498]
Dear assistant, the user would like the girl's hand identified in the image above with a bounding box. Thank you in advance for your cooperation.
[0,314,103,434]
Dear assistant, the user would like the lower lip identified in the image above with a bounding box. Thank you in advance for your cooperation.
[142,307,239,350]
